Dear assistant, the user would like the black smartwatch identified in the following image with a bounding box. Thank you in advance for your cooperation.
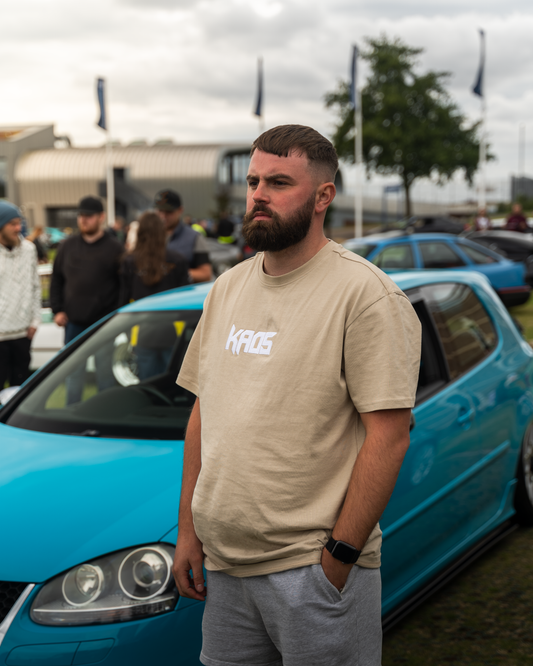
[325,537,361,565]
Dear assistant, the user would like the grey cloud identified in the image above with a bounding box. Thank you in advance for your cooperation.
[119,0,198,7]
[332,0,533,20]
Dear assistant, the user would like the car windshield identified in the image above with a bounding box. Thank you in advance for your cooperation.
[5,310,200,440]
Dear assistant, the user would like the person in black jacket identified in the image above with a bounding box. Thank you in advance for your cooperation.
[50,196,122,403]
[119,211,189,380]
[51,196,122,342]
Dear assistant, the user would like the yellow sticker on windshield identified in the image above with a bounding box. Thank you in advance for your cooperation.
[130,325,140,347]
[174,321,185,337]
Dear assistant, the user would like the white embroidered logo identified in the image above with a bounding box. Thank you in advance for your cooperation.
[225,324,277,356]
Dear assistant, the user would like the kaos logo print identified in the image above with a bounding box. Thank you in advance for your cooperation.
[225,325,277,356]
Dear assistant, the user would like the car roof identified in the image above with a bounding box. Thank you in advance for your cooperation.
[117,269,493,314]
[347,232,466,244]
[121,282,212,312]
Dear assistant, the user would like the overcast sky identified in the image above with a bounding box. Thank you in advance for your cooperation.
[2,0,533,194]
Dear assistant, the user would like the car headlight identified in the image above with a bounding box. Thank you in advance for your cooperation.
[31,544,178,626]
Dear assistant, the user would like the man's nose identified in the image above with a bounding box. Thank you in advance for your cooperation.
[252,181,269,203]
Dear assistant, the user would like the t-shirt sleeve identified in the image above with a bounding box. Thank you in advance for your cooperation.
[344,291,421,413]
[176,295,210,395]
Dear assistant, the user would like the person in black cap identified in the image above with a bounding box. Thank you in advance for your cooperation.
[50,196,123,402]
[154,189,212,283]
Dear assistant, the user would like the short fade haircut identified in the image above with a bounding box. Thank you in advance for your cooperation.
[251,125,339,182]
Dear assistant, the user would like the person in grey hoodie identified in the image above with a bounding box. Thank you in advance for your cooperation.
[0,201,41,388]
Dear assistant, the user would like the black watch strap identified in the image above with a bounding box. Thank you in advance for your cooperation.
[325,537,361,565]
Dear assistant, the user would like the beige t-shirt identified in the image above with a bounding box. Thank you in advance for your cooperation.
[177,241,421,577]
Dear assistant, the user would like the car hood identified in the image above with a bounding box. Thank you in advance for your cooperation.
[0,423,183,582]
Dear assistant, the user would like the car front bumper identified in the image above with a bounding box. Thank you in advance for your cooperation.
[0,584,204,666]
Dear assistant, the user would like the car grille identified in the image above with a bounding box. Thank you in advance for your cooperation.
[0,582,29,624]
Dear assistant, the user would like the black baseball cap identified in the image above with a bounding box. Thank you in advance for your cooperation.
[78,196,104,215]
[154,189,182,211]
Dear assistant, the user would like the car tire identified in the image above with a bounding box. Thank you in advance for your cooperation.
[514,424,533,526]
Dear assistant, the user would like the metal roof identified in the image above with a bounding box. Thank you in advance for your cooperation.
[15,144,249,181]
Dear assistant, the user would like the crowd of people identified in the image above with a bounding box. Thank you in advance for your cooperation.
[0,188,243,389]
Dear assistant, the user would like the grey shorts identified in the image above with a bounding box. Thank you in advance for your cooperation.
[200,564,382,666]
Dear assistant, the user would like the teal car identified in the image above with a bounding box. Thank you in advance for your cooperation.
[344,232,531,307]
[1,270,533,663]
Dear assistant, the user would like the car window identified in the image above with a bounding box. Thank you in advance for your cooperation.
[421,283,497,379]
[344,243,376,258]
[418,242,466,269]
[371,244,415,269]
[460,244,497,264]
[409,298,447,404]
[5,310,200,440]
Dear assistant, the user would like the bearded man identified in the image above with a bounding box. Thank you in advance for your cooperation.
[173,125,421,666]
[51,196,122,402]
[51,196,122,344]
[0,201,40,389]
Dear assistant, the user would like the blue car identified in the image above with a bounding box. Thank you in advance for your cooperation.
[343,232,531,307]
[1,270,533,664]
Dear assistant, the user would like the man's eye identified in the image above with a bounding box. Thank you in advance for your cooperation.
[274,181,287,186]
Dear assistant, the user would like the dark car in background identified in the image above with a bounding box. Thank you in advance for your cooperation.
[378,216,467,235]
[465,230,533,285]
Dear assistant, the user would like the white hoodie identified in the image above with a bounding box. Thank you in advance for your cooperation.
[0,238,41,341]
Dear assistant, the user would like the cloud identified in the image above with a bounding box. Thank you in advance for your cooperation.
[1,0,533,181]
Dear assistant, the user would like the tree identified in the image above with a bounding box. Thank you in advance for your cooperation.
[325,36,490,217]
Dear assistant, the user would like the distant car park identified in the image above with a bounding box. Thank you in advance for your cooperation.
[343,232,531,307]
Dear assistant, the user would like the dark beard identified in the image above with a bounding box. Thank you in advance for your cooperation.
[242,193,315,252]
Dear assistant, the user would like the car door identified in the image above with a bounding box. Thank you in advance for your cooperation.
[381,282,502,610]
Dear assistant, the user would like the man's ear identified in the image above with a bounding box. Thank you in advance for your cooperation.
[315,183,336,213]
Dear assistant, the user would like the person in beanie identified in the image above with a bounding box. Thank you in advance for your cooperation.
[154,189,213,283]
[50,196,122,402]
[0,201,41,388]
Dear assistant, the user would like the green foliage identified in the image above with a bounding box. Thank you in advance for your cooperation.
[325,35,491,215]
[497,195,533,215]
[516,194,533,212]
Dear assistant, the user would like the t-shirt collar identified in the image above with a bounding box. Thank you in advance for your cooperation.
[256,240,334,287]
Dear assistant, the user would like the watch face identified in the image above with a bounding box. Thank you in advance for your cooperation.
[332,540,358,564]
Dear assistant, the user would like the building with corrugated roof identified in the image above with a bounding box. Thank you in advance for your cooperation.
[14,138,253,227]
[1,124,447,230]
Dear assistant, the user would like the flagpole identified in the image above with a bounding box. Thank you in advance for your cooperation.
[472,29,486,213]
[350,44,363,238]
[254,57,264,135]
[105,133,115,228]
[479,97,486,212]
[355,89,363,239]
[96,77,114,228]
